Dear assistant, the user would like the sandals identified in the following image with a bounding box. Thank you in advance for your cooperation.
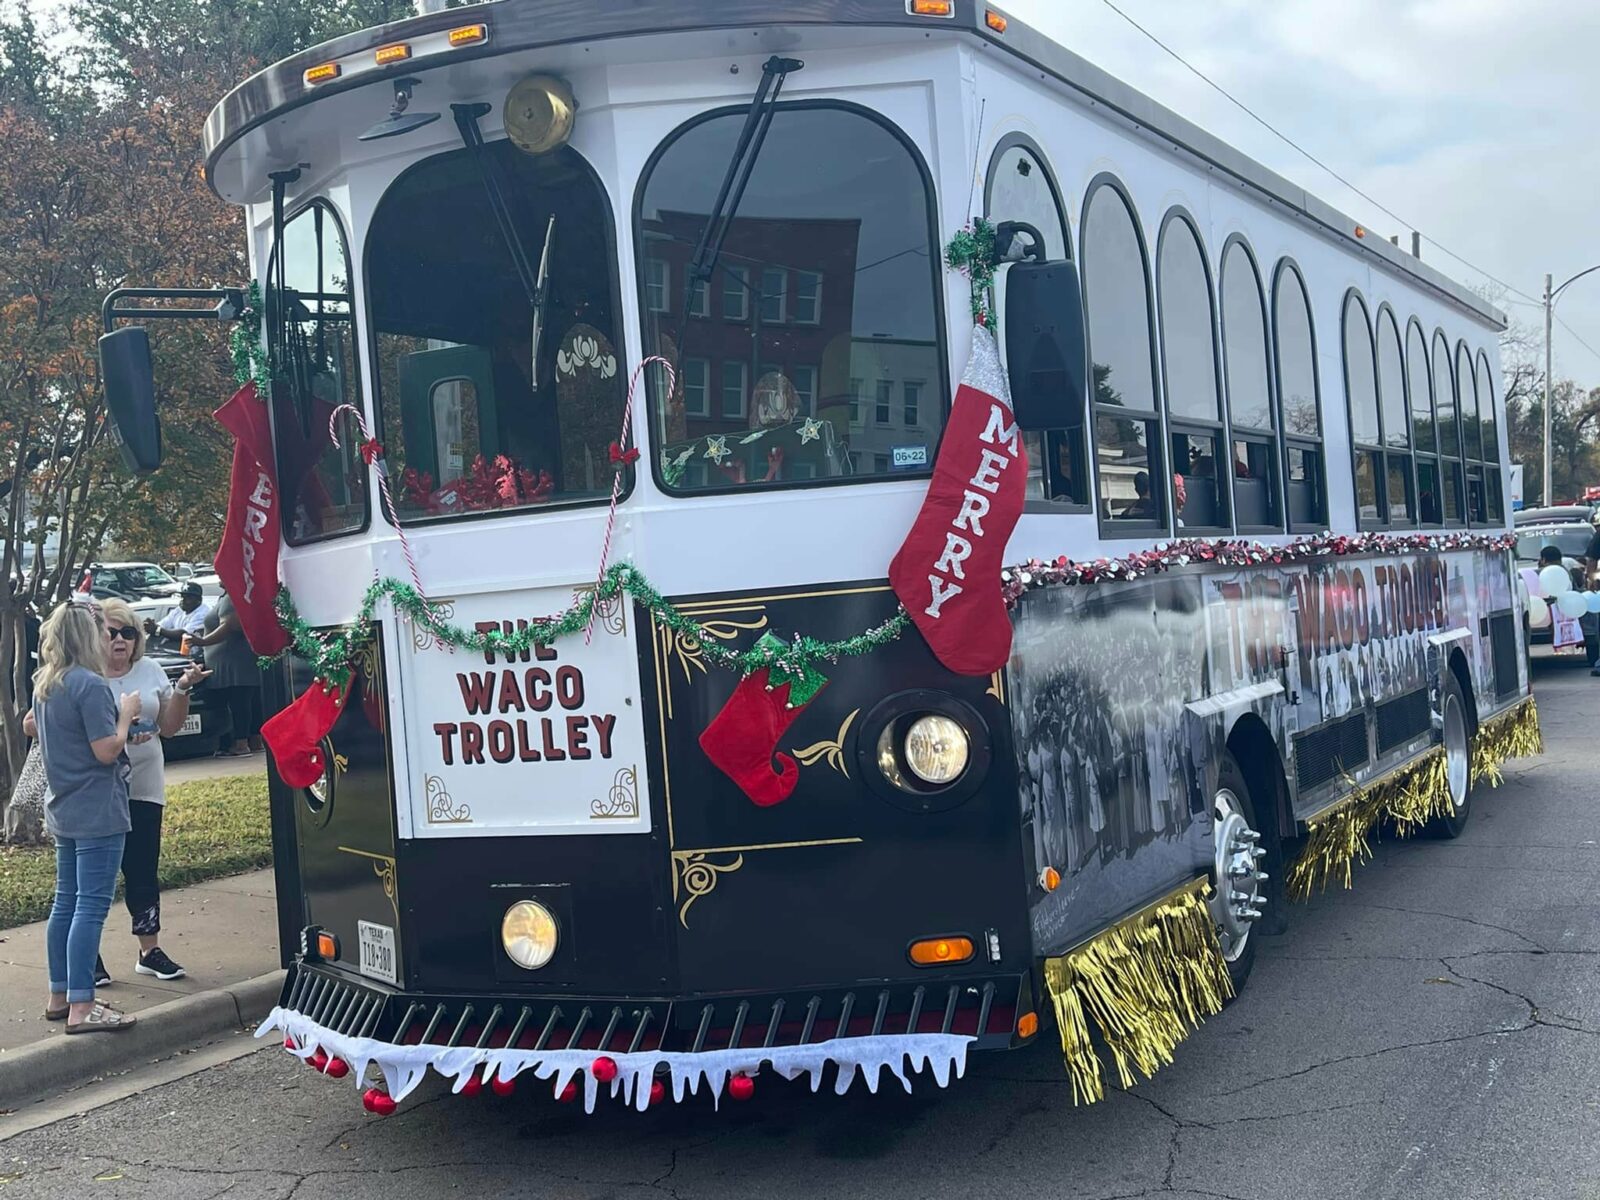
[64,1004,137,1034]
[44,1005,68,1021]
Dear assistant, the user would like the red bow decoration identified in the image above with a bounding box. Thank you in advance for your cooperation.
[359,438,384,465]
[608,441,640,467]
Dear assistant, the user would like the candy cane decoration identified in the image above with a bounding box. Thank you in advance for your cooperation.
[327,403,440,628]
[587,356,674,642]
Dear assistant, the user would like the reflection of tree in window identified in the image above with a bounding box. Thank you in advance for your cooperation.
[637,105,944,491]
[366,141,625,521]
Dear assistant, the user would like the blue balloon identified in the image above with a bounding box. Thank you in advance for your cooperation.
[1586,591,1600,615]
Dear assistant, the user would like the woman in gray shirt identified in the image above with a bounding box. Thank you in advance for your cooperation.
[30,602,141,1033]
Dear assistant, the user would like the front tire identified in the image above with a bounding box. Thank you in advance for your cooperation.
[1209,750,1268,996]
[1428,672,1475,839]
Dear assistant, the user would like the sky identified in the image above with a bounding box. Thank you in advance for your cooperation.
[1006,0,1600,390]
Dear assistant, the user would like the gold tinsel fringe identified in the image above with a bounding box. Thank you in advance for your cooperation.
[1471,696,1542,787]
[1288,696,1543,900]
[1042,881,1232,1105]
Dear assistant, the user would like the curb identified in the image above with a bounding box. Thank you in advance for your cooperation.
[0,970,284,1111]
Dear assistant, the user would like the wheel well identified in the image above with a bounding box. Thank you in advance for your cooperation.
[1225,714,1292,844]
[1447,648,1479,734]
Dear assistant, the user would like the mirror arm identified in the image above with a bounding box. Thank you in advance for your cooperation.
[101,288,249,333]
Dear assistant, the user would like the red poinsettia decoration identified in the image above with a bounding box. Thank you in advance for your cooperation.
[399,455,555,515]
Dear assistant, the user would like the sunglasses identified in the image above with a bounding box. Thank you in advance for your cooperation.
[106,626,139,641]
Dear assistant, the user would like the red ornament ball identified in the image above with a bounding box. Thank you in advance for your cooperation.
[490,1074,516,1097]
[361,1088,378,1113]
[283,1037,297,1051]
[370,1091,397,1116]
[460,1072,483,1098]
[558,1080,579,1104]
[648,1078,667,1107]
[727,1073,755,1102]
[324,1057,349,1079]
[590,1055,619,1083]
[308,1050,329,1071]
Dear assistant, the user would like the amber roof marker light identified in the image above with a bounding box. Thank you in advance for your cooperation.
[447,23,489,48]
[302,62,340,87]
[986,9,1009,32]
[908,0,955,17]
[374,43,412,66]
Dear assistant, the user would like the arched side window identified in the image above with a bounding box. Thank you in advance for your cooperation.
[1375,306,1413,526]
[985,134,1085,509]
[1273,260,1326,529]
[1433,330,1464,525]
[1157,212,1227,532]
[1221,238,1281,531]
[1477,351,1505,522]
[1082,177,1165,532]
[1407,319,1442,525]
[1458,341,1487,524]
[1342,292,1384,525]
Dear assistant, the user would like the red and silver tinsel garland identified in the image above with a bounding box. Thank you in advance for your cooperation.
[1001,531,1517,608]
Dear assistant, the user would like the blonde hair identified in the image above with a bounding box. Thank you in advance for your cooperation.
[34,602,107,701]
[99,598,145,663]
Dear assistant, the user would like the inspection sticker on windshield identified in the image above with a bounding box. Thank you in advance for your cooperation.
[892,445,928,469]
[357,920,398,985]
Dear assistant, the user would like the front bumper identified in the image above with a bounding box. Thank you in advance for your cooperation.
[260,960,1028,1111]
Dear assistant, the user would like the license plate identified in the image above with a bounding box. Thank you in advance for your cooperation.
[176,715,202,737]
[357,920,398,985]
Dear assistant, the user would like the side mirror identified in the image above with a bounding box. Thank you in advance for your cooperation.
[996,261,1088,433]
[98,327,162,474]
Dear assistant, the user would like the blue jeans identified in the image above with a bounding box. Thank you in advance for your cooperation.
[47,833,126,1003]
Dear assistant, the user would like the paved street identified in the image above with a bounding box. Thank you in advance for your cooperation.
[3,653,1597,1200]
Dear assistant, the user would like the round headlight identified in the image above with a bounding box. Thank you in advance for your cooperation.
[501,900,559,969]
[903,715,969,785]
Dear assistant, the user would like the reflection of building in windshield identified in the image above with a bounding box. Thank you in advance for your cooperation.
[641,210,940,488]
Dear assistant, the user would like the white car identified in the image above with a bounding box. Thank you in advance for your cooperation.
[85,561,185,622]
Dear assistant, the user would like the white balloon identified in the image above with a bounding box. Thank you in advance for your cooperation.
[1587,591,1600,615]
[1558,590,1587,619]
[1539,564,1573,597]
[1529,595,1552,628]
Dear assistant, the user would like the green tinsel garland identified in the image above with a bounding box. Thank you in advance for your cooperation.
[265,563,910,690]
[945,218,998,325]
[229,280,271,393]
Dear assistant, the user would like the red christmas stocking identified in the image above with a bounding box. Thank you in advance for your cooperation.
[699,659,826,808]
[262,680,347,788]
[888,326,1028,676]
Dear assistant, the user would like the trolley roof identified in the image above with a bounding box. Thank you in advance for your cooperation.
[201,0,1505,329]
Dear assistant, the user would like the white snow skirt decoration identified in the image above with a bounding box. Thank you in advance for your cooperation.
[257,1005,974,1112]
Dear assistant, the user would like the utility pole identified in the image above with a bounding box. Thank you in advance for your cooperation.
[1545,273,1554,507]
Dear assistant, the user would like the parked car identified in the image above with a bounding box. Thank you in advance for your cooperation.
[1515,516,1599,665]
[147,644,225,760]
[1514,504,1595,528]
[84,560,185,623]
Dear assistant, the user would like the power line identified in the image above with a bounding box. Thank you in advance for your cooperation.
[1555,316,1600,368]
[1095,0,1543,307]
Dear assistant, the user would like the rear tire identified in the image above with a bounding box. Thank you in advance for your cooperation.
[1428,671,1475,840]
[1209,750,1268,997]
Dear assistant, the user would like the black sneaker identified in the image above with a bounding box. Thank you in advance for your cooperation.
[93,955,112,987]
[135,947,186,981]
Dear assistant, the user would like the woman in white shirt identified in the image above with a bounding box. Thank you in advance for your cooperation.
[99,599,208,981]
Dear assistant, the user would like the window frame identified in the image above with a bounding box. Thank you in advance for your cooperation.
[1155,209,1231,536]
[1374,303,1415,529]
[632,99,951,500]
[759,265,788,324]
[269,196,372,545]
[1082,172,1167,539]
[1477,350,1505,524]
[1271,258,1327,533]
[1218,233,1284,535]
[1405,318,1442,528]
[1341,290,1387,530]
[1456,339,1488,526]
[719,359,749,420]
[364,140,632,529]
[985,131,1089,514]
[645,257,671,314]
[1433,328,1465,527]
[793,270,823,325]
[721,266,750,322]
[681,357,711,418]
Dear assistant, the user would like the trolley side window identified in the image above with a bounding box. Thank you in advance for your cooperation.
[1273,260,1326,531]
[637,103,946,493]
[268,201,368,544]
[366,142,625,522]
[1477,352,1504,521]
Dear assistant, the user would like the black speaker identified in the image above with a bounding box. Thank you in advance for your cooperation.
[1001,262,1088,433]
[99,327,163,474]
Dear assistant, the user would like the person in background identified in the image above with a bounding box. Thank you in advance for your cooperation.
[190,589,262,757]
[144,582,211,651]
[30,601,141,1033]
[99,599,208,981]
[1539,544,1563,570]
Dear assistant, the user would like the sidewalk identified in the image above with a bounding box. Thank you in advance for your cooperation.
[0,867,280,1055]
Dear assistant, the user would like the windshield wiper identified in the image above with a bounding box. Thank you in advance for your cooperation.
[676,55,803,352]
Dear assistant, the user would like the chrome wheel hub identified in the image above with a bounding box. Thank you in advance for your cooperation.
[1443,691,1469,814]
[1210,787,1266,963]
